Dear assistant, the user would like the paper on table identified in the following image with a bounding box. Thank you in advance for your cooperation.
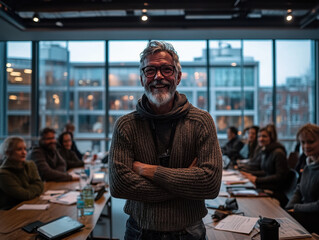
[50,191,79,205]
[276,218,311,239]
[41,195,58,200]
[215,215,259,234]
[222,170,237,176]
[44,190,66,195]
[17,204,50,210]
[222,175,243,182]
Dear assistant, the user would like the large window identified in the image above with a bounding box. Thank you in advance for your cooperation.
[164,40,207,110]
[108,41,147,137]
[275,40,315,150]
[0,39,317,153]
[39,41,105,151]
[7,41,32,135]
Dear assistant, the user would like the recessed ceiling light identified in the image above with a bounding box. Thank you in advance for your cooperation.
[32,13,40,22]
[56,21,63,27]
[141,14,148,21]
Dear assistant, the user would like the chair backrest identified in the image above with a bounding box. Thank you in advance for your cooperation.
[283,168,299,200]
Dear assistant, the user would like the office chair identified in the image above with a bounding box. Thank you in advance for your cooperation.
[283,168,299,200]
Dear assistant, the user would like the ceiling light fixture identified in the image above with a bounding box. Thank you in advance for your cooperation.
[141,14,148,21]
[56,21,63,27]
[32,13,40,23]
[286,9,293,22]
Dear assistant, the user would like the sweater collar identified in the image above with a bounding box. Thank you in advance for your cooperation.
[136,91,191,120]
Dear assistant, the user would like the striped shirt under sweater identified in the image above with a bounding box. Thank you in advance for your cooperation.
[109,105,222,231]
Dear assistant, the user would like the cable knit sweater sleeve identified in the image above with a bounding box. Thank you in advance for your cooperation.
[153,110,222,200]
[109,114,175,202]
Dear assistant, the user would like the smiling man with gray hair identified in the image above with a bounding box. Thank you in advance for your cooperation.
[109,40,222,240]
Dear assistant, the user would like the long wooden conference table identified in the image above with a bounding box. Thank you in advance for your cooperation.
[204,170,314,240]
[0,180,111,240]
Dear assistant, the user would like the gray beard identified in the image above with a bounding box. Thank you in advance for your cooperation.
[145,89,174,107]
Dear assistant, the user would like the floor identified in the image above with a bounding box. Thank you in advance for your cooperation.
[92,197,128,240]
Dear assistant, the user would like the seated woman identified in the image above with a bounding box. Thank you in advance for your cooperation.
[58,131,84,170]
[241,124,289,207]
[239,125,259,160]
[285,123,319,234]
[0,136,44,210]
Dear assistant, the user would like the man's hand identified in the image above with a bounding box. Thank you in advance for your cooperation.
[133,161,158,180]
[240,171,257,183]
[69,172,80,181]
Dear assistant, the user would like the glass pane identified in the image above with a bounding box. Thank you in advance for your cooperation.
[109,91,142,111]
[39,40,106,145]
[8,92,30,110]
[209,40,243,137]
[7,41,32,135]
[39,41,68,132]
[78,91,103,110]
[162,40,207,109]
[78,115,104,133]
[109,67,140,87]
[8,116,30,135]
[275,40,315,151]
[108,41,148,137]
[45,91,67,110]
[216,115,254,134]
[216,91,254,110]
[243,40,273,130]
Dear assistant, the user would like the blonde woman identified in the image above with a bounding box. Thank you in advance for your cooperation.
[0,136,43,210]
[286,123,319,234]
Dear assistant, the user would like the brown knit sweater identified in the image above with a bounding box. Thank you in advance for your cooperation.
[109,94,222,231]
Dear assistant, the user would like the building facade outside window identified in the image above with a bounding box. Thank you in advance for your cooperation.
[1,40,316,153]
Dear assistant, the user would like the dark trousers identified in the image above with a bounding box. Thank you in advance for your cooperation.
[124,217,207,240]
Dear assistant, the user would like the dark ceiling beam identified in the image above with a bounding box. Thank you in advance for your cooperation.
[22,15,302,30]
[0,2,25,30]
[300,4,319,29]
[8,1,317,12]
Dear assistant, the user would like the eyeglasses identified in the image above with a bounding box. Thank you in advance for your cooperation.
[142,65,175,78]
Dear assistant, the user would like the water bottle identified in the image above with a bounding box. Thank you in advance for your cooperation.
[76,193,84,218]
[83,184,94,215]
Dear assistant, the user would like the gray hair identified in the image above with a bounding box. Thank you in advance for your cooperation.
[139,40,182,75]
[0,136,25,158]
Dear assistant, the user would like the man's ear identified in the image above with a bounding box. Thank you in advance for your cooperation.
[140,76,144,86]
[176,72,182,85]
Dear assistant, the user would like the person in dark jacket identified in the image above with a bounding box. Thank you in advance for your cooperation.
[239,125,259,159]
[221,126,244,166]
[27,127,79,182]
[286,123,319,234]
[64,123,83,160]
[0,136,43,210]
[58,131,84,170]
[241,124,289,207]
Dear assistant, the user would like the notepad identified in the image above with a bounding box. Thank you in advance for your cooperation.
[17,204,50,210]
[44,190,67,195]
[49,191,79,205]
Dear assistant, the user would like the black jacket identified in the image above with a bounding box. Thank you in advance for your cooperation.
[250,142,289,190]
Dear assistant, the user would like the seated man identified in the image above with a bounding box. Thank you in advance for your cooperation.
[27,127,79,182]
[222,126,244,167]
